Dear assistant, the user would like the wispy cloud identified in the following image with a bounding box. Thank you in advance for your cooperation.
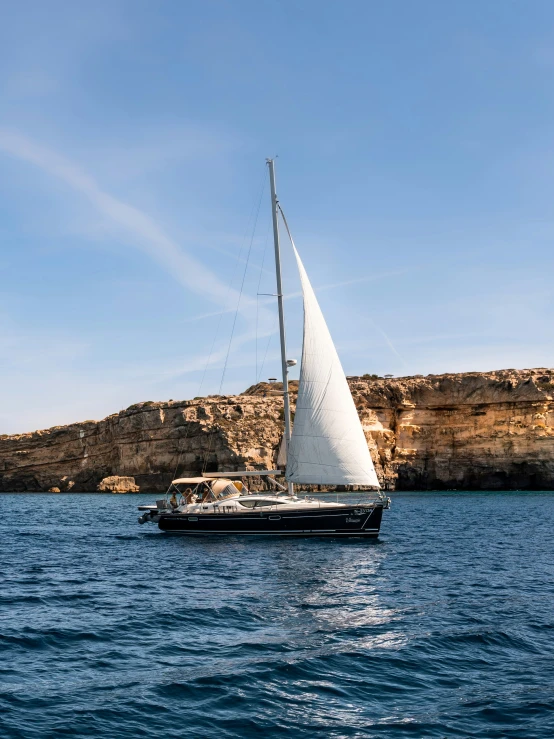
[317,269,412,292]
[0,129,286,423]
[0,129,257,317]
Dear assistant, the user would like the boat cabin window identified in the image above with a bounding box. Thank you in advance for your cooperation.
[238,497,286,508]
[214,482,242,499]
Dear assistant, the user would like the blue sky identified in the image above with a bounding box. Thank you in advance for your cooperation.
[2,0,554,433]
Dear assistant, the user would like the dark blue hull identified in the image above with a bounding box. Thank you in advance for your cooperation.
[158,503,384,537]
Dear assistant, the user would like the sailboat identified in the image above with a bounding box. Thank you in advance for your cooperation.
[137,160,390,536]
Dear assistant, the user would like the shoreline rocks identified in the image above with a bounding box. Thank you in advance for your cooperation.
[97,476,140,494]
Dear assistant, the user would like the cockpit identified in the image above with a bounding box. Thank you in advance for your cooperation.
[168,477,246,506]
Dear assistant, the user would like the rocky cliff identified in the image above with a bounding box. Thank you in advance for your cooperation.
[2,368,554,492]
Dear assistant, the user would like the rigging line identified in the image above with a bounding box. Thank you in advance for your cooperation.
[255,218,272,385]
[197,167,267,398]
[201,172,266,474]
[172,168,267,486]
[217,176,265,396]
[256,315,279,384]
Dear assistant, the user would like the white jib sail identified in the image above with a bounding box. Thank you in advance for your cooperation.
[285,243,380,488]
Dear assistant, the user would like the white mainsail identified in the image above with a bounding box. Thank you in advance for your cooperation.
[285,243,380,488]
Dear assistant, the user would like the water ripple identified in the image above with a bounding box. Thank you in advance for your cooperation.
[1,491,553,738]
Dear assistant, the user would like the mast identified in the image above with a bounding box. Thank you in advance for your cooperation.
[267,158,294,495]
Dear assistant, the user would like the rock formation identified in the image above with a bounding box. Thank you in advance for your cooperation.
[97,476,140,493]
[2,368,554,492]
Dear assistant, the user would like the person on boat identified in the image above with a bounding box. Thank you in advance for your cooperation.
[184,487,194,504]
[169,491,178,509]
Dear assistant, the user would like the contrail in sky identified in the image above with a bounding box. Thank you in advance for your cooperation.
[0,129,269,326]
[369,318,407,367]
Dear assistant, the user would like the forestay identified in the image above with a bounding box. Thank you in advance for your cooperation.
[285,243,380,488]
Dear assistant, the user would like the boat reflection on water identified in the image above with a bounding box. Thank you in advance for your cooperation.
[159,518,407,672]
[267,529,407,653]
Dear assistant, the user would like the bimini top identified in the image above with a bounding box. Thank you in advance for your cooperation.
[172,477,212,485]
[205,470,282,478]
[171,477,244,498]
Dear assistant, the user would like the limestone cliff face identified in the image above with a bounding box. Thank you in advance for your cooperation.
[2,368,554,492]
[347,368,554,490]
[0,394,287,493]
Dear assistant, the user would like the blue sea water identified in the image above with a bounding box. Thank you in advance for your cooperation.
[1,492,553,739]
